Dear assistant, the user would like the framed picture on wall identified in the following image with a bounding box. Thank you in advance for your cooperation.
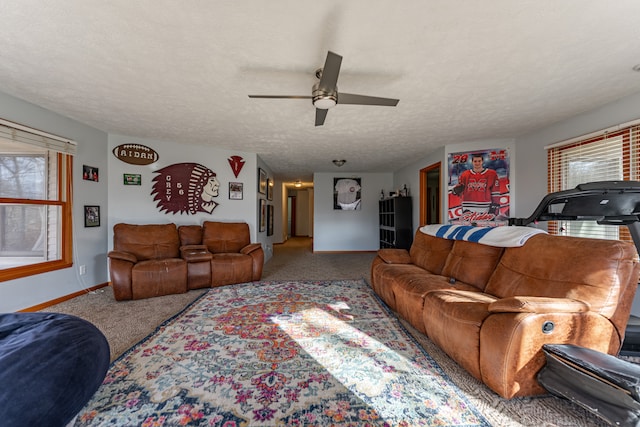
[84,205,100,227]
[83,165,99,182]
[334,177,362,210]
[229,182,243,200]
[123,173,141,185]
[259,199,266,232]
[267,204,274,236]
[267,178,273,201]
[258,168,267,194]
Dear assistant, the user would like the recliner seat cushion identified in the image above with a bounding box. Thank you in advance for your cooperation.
[211,253,253,287]
[392,274,481,334]
[423,289,497,379]
[131,258,187,299]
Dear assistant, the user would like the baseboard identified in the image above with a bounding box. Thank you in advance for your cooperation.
[18,282,109,312]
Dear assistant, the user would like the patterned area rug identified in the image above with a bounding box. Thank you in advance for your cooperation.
[75,280,490,426]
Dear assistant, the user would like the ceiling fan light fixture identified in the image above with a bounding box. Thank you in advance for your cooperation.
[332,159,346,167]
[313,96,337,110]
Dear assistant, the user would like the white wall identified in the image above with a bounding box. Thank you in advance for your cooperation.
[313,172,393,251]
[0,92,109,312]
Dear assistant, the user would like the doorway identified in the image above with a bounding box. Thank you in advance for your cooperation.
[420,163,441,226]
[287,196,297,237]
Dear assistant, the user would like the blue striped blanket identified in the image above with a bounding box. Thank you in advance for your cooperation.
[419,224,547,247]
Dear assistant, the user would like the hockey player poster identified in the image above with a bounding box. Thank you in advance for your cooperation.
[447,148,510,227]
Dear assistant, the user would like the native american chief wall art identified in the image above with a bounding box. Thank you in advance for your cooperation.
[151,163,220,215]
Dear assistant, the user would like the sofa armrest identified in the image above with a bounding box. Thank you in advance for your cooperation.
[107,250,137,264]
[180,245,213,262]
[377,248,411,264]
[240,243,262,255]
[488,296,591,314]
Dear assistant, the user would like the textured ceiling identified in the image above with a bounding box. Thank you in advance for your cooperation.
[2,1,640,184]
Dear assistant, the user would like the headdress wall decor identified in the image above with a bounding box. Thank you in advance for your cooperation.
[151,163,220,214]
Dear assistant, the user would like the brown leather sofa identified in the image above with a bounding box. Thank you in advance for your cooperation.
[109,222,263,301]
[370,228,640,399]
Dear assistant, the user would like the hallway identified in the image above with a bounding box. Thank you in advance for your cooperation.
[262,237,376,282]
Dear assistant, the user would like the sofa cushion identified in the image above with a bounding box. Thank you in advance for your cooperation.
[371,263,424,310]
[440,240,504,291]
[131,258,188,299]
[423,290,497,380]
[202,221,250,253]
[392,274,481,334]
[484,233,639,319]
[113,223,180,260]
[409,231,454,274]
[210,253,253,286]
[178,225,203,246]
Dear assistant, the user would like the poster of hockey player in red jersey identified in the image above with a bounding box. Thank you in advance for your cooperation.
[448,148,510,227]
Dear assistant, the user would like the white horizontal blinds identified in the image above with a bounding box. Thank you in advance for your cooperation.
[0,119,76,155]
[547,124,640,242]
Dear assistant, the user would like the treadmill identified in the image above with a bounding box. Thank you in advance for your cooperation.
[509,180,640,355]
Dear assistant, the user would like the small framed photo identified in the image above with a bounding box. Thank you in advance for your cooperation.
[229,182,243,200]
[83,165,99,182]
[267,178,273,201]
[84,205,100,227]
[123,173,141,185]
[259,199,267,232]
[267,204,274,236]
[258,168,267,194]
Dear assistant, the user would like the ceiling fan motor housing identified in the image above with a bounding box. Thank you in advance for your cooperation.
[312,82,337,109]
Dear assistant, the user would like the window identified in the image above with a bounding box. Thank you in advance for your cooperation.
[547,121,640,242]
[0,119,75,281]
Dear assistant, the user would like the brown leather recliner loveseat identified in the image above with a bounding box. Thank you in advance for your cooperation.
[370,225,640,399]
[108,221,263,301]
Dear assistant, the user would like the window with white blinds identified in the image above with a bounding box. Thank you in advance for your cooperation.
[0,119,75,282]
[546,122,640,242]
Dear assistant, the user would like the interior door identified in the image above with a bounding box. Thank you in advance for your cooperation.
[420,163,441,225]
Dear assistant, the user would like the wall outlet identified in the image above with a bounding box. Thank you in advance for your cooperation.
[79,265,86,275]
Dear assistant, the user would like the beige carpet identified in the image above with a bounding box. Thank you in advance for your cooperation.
[44,237,608,426]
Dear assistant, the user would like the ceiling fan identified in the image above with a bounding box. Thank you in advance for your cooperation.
[248,51,399,126]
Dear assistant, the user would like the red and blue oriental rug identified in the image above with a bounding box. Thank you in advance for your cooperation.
[75,279,490,426]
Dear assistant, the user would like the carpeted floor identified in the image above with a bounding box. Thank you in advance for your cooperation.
[45,237,610,426]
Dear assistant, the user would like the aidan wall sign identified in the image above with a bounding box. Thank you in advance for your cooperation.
[112,143,159,165]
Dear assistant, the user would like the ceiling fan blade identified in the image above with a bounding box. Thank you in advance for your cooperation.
[248,95,312,99]
[315,108,328,126]
[338,93,399,106]
[318,51,342,92]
